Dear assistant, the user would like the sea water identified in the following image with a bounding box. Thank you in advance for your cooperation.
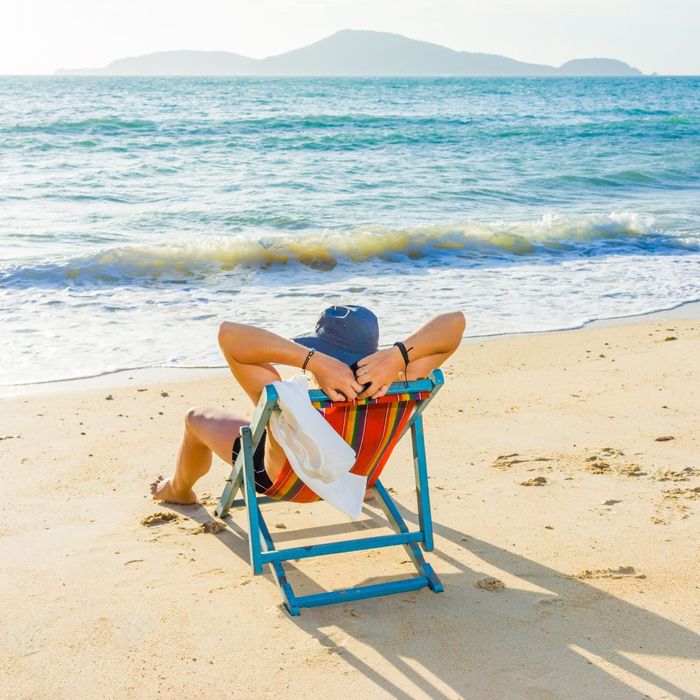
[1,76,699,385]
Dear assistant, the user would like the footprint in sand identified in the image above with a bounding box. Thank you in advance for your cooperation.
[618,464,644,477]
[520,476,547,486]
[140,512,179,527]
[492,453,522,469]
[584,450,644,477]
[601,447,625,457]
[475,576,505,591]
[191,520,227,535]
[572,566,646,580]
[653,468,697,482]
[493,454,552,470]
[586,459,611,474]
[655,487,700,521]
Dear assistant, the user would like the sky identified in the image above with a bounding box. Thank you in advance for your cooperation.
[1,0,698,75]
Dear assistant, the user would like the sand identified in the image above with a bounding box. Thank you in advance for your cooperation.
[1,319,699,699]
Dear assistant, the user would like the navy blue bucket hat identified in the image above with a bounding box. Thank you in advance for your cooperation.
[293,305,379,367]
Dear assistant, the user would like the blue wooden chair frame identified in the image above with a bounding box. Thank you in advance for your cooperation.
[215,369,445,615]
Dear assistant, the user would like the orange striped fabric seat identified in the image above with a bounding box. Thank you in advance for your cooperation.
[263,390,430,502]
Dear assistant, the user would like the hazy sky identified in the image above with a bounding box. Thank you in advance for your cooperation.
[1,0,698,75]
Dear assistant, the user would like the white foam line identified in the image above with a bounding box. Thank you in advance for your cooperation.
[3,298,699,394]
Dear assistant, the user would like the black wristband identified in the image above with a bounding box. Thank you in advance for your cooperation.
[393,341,414,388]
[393,341,410,365]
[302,348,315,371]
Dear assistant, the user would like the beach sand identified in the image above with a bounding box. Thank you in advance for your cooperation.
[1,319,699,699]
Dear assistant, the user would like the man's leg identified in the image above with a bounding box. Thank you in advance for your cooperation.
[151,345,286,504]
[151,406,248,504]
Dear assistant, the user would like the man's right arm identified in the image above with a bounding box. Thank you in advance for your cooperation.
[217,322,362,402]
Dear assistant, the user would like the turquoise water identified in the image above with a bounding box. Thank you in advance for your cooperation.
[1,76,700,384]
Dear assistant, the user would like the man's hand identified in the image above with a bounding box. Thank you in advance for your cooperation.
[354,347,404,400]
[309,353,363,402]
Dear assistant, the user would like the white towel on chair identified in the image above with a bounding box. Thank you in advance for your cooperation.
[268,374,366,519]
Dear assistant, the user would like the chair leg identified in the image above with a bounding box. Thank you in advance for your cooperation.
[257,515,301,616]
[374,480,444,593]
[411,417,435,551]
[240,426,264,575]
[215,456,243,518]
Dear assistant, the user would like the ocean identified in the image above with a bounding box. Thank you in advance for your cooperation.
[1,76,699,386]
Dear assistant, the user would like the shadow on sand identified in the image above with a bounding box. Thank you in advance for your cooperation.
[180,496,698,699]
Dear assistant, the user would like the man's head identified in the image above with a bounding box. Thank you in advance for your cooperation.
[293,305,379,367]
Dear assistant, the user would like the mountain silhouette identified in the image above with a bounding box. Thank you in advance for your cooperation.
[64,49,256,76]
[557,58,641,76]
[56,30,643,77]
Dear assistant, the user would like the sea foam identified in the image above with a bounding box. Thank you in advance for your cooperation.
[1,212,690,287]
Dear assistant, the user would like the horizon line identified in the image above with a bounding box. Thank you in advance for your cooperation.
[4,73,698,78]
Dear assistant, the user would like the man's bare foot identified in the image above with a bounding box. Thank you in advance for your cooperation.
[150,475,198,505]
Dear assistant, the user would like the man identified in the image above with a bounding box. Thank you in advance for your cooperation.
[150,305,465,504]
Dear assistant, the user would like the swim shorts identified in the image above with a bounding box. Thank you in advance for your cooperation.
[231,431,273,494]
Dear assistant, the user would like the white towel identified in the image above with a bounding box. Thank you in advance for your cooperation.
[268,374,366,519]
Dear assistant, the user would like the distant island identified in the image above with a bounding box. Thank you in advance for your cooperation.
[56,30,643,77]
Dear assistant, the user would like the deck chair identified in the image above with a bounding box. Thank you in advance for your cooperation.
[215,369,445,615]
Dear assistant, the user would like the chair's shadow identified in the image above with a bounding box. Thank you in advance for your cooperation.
[205,498,697,699]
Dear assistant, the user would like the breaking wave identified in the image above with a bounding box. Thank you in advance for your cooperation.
[2,212,697,287]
